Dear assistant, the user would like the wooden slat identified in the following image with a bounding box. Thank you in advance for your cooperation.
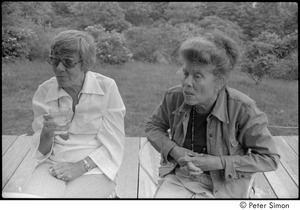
[2,135,298,199]
[2,136,32,189]
[283,136,298,155]
[2,135,19,155]
[115,137,140,198]
[273,136,298,186]
[252,172,277,198]
[138,137,160,198]
[2,148,37,192]
[264,162,298,198]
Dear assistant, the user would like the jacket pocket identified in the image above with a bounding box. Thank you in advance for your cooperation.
[229,137,243,155]
[230,136,239,147]
[223,172,256,198]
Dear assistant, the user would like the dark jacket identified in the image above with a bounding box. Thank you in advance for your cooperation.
[145,85,280,198]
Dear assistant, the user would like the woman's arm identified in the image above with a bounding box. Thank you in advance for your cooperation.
[31,85,55,162]
[87,81,126,181]
[229,103,280,172]
[179,102,280,178]
[145,91,179,163]
[145,91,198,165]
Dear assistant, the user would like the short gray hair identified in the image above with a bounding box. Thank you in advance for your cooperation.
[50,30,96,72]
[179,31,239,78]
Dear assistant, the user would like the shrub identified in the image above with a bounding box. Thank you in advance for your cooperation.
[2,26,38,62]
[96,32,132,64]
[124,26,158,62]
[124,20,245,63]
[85,25,132,64]
[124,23,205,63]
[271,50,298,80]
[254,31,291,59]
[28,25,68,61]
[240,41,277,85]
[197,16,245,46]
[241,31,298,82]
[84,24,106,40]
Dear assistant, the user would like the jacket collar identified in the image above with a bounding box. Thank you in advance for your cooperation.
[44,71,104,103]
[172,86,229,123]
[172,102,190,115]
[210,86,229,123]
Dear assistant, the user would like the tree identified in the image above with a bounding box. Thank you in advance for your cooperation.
[241,41,277,85]
[253,2,286,36]
[70,2,130,32]
[214,2,245,22]
[197,16,245,46]
[237,3,257,40]
[164,2,205,25]
[2,2,23,27]
[50,2,75,28]
[2,2,53,27]
[51,2,73,16]
[240,30,299,83]
[279,2,298,35]
[148,2,169,21]
[18,2,53,26]
[120,2,153,26]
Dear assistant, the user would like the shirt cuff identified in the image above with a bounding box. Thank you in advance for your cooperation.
[89,148,119,182]
[31,131,53,163]
[220,156,238,181]
[161,139,178,164]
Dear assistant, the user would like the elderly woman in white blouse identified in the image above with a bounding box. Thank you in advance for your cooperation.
[23,30,126,198]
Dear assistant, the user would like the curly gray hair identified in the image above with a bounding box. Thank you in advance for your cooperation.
[179,31,239,79]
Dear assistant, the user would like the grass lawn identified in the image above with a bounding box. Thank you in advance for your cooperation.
[2,60,298,137]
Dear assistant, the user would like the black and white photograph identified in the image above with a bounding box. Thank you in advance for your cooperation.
[1,1,298,207]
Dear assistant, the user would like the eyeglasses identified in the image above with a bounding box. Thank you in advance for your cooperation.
[47,56,81,69]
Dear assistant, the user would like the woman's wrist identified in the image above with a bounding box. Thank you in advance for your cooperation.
[83,159,91,172]
[80,157,97,173]
[169,146,180,161]
[78,160,88,174]
[38,130,54,155]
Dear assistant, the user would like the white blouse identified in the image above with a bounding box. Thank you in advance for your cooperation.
[31,71,126,182]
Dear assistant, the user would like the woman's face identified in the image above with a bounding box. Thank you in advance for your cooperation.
[181,61,223,112]
[50,51,85,89]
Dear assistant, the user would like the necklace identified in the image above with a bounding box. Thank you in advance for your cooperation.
[191,105,207,154]
[191,105,195,152]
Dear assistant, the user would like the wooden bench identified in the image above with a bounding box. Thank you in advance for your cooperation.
[2,135,299,198]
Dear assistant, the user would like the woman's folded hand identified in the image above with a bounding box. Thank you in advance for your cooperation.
[169,146,200,162]
[178,154,223,172]
[49,161,86,182]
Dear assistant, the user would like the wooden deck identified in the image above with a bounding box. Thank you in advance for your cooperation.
[1,135,299,198]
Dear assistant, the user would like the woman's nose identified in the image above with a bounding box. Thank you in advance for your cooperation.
[184,75,193,87]
[56,62,66,72]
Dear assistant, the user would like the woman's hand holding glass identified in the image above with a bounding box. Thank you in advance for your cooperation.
[42,107,72,140]
[42,114,57,138]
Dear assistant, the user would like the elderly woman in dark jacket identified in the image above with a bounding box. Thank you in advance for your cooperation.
[145,32,280,198]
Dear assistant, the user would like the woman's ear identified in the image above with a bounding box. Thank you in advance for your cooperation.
[215,76,226,92]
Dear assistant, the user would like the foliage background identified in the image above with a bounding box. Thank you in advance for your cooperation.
[2,2,298,136]
[2,2,298,81]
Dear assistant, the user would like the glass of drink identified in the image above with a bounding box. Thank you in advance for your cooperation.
[49,107,73,140]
